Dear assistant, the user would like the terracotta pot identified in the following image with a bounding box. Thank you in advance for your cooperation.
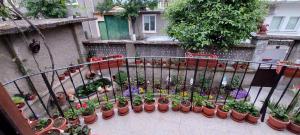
[102,109,114,120]
[31,119,54,135]
[83,112,97,124]
[64,71,71,76]
[58,74,65,81]
[56,92,66,106]
[202,106,216,118]
[133,104,143,113]
[180,101,191,113]
[231,109,247,122]
[287,121,300,134]
[53,117,67,130]
[16,102,25,108]
[68,118,80,125]
[246,114,260,124]
[216,105,229,119]
[117,101,129,116]
[193,106,202,113]
[40,128,61,135]
[172,104,180,112]
[267,115,289,131]
[158,98,169,112]
[144,102,155,113]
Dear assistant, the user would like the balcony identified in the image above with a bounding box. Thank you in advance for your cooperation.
[1,56,299,135]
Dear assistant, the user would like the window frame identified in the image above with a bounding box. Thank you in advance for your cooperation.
[269,16,285,31]
[142,14,157,33]
[285,16,300,31]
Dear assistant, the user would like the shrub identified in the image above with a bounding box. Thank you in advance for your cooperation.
[64,108,79,120]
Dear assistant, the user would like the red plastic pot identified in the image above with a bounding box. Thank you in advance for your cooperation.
[117,101,129,116]
[202,106,216,118]
[192,105,202,113]
[287,121,300,134]
[231,109,247,122]
[216,105,229,119]
[158,97,169,112]
[267,115,289,131]
[246,114,260,124]
[144,101,155,113]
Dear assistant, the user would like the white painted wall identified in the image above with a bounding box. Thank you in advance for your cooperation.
[264,2,300,35]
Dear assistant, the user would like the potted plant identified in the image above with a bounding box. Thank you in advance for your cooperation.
[68,64,77,73]
[229,101,249,122]
[58,74,65,81]
[180,96,191,113]
[158,96,169,112]
[193,95,204,113]
[202,100,216,118]
[64,124,91,135]
[12,96,25,108]
[101,97,114,120]
[135,53,143,65]
[55,92,66,106]
[267,105,290,131]
[246,105,260,124]
[216,104,230,119]
[288,114,300,134]
[78,101,97,124]
[117,96,129,116]
[40,128,61,135]
[64,108,80,125]
[31,118,54,135]
[25,93,36,101]
[171,95,181,111]
[53,117,67,130]
[133,95,143,113]
[64,70,71,76]
[144,92,155,112]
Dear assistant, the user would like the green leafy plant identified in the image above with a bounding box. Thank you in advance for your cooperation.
[248,105,260,117]
[115,71,128,87]
[202,100,215,109]
[193,95,204,107]
[199,76,212,91]
[80,101,95,116]
[135,74,145,86]
[165,0,268,50]
[23,0,67,18]
[117,96,128,107]
[33,118,50,131]
[102,96,114,111]
[64,124,90,135]
[133,95,143,106]
[292,115,300,125]
[96,0,114,13]
[171,94,181,107]
[64,108,79,120]
[268,103,289,122]
[221,104,230,112]
[227,100,248,113]
[144,92,155,104]
[77,78,111,97]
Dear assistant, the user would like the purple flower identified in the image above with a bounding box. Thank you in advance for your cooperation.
[230,89,247,99]
[123,87,139,97]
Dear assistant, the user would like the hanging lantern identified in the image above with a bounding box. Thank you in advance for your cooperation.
[29,39,40,54]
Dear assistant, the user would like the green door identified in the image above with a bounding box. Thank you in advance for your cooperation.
[99,15,129,40]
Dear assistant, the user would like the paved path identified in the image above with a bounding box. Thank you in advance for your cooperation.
[87,108,293,135]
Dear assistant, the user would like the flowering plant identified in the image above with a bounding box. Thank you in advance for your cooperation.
[77,101,95,116]
[230,89,247,99]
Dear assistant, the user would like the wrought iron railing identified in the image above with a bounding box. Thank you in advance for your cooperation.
[2,57,300,123]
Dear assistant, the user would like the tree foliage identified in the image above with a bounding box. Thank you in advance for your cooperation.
[23,0,67,18]
[165,0,268,50]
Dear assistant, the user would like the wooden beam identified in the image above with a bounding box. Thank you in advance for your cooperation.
[0,83,34,135]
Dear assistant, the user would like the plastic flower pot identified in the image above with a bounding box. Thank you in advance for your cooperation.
[40,128,61,135]
[102,108,114,120]
[287,121,300,134]
[202,106,216,118]
[231,109,247,122]
[180,101,191,113]
[83,112,97,124]
[133,103,143,113]
[158,97,169,112]
[246,114,260,124]
[192,105,202,113]
[58,74,65,81]
[31,119,54,135]
[117,101,129,116]
[216,105,229,119]
[267,115,289,131]
[53,117,67,130]
[144,101,155,113]
[172,104,180,111]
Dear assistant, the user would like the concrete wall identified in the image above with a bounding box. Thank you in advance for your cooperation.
[134,12,168,40]
[264,2,300,35]
[0,23,87,95]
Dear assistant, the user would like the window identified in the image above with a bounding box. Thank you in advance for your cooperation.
[285,17,300,30]
[143,15,156,33]
[66,0,79,5]
[269,16,284,30]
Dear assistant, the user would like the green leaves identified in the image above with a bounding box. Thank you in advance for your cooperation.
[165,0,267,50]
[23,0,67,18]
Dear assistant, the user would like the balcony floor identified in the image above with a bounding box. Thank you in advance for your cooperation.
[88,108,292,135]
